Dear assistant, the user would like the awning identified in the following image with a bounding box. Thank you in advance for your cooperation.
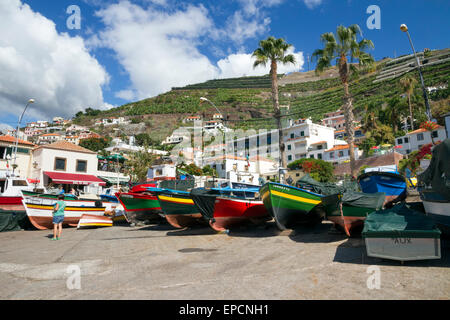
[44,171,106,186]
[98,176,130,185]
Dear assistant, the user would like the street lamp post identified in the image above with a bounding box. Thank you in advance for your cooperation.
[400,24,432,121]
[12,99,34,175]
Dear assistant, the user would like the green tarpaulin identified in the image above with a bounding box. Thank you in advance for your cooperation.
[418,138,450,201]
[296,174,346,195]
[341,191,385,209]
[362,203,441,238]
[0,210,32,232]
[160,179,194,191]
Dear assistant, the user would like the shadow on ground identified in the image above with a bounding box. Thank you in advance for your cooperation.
[333,237,450,268]
[288,222,349,244]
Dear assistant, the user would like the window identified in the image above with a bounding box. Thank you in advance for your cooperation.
[287,145,292,151]
[404,137,409,143]
[318,153,322,160]
[432,131,438,138]
[300,131,305,137]
[417,133,424,141]
[0,147,12,160]
[290,133,294,139]
[296,173,300,177]
[76,160,87,173]
[310,154,314,159]
[406,149,411,154]
[288,155,292,161]
[397,138,403,144]
[54,158,66,171]
[329,152,334,159]
[318,145,323,150]
[12,180,28,187]
[338,151,344,158]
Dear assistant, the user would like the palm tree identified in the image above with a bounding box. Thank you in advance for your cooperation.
[399,75,418,131]
[312,25,374,177]
[384,97,407,133]
[252,36,296,173]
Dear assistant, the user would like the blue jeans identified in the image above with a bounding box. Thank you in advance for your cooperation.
[53,215,64,224]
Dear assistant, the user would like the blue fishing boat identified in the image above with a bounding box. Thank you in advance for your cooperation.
[357,171,407,207]
[100,188,119,203]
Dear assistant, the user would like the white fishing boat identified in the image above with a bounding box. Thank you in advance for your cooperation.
[77,214,113,229]
[22,195,106,230]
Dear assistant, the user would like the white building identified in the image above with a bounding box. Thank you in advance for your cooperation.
[322,144,361,164]
[0,135,35,179]
[37,133,63,145]
[395,126,447,155]
[148,164,177,181]
[31,140,107,192]
[102,117,130,126]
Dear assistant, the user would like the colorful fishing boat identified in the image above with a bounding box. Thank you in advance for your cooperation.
[115,192,163,223]
[418,139,450,234]
[77,214,113,229]
[326,191,386,236]
[22,196,106,230]
[260,182,338,230]
[191,187,270,232]
[21,190,116,209]
[362,203,441,262]
[0,175,34,210]
[357,171,407,206]
[150,188,204,228]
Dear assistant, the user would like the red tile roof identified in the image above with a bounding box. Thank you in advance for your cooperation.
[34,140,95,154]
[0,135,35,147]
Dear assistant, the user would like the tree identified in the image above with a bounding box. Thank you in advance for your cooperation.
[287,158,335,183]
[399,75,418,131]
[383,96,408,133]
[79,137,109,152]
[125,150,158,183]
[252,36,296,173]
[312,24,375,177]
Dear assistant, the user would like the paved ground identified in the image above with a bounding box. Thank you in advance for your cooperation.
[0,221,448,300]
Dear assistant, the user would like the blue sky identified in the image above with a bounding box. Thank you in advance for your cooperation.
[0,0,449,129]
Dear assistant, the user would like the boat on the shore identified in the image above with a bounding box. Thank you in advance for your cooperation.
[260,182,337,230]
[77,214,113,229]
[357,171,407,206]
[22,196,106,230]
[362,203,441,262]
[150,188,204,228]
[191,187,269,232]
[418,138,450,234]
[327,191,386,236]
[115,191,163,223]
[0,175,34,210]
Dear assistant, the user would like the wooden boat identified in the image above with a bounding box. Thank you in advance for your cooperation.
[357,171,407,207]
[326,191,386,236]
[191,188,270,232]
[0,176,34,210]
[362,204,441,262]
[151,188,204,229]
[418,139,450,235]
[260,182,338,230]
[115,192,162,223]
[77,214,113,229]
[22,196,106,230]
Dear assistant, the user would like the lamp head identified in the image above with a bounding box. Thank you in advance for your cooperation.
[400,24,408,32]
[200,97,208,102]
[28,99,35,104]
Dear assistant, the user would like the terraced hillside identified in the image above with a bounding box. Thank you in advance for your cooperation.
[74,48,450,141]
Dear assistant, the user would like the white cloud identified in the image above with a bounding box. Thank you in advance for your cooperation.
[0,0,109,120]
[94,1,304,100]
[217,49,304,78]
[303,0,323,9]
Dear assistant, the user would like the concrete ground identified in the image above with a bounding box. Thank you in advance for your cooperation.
[0,221,449,300]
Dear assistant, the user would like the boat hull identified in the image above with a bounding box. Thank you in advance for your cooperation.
[116,192,162,222]
[77,214,113,229]
[22,199,106,230]
[209,197,269,232]
[156,193,204,228]
[422,200,450,234]
[0,196,23,206]
[327,205,374,237]
[261,183,325,230]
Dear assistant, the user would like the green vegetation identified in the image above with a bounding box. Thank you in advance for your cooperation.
[287,158,335,183]
[79,137,110,152]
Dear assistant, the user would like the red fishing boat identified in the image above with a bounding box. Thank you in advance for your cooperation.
[190,188,270,232]
[211,197,269,232]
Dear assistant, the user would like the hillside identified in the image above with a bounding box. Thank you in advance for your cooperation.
[73,48,450,142]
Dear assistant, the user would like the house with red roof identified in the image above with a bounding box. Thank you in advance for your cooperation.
[0,135,36,178]
[394,125,447,155]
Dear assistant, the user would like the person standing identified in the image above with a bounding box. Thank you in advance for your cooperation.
[52,194,66,240]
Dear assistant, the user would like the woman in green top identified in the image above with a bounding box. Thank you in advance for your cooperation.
[52,194,66,240]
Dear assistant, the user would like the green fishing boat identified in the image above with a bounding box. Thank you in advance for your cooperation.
[261,182,338,230]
